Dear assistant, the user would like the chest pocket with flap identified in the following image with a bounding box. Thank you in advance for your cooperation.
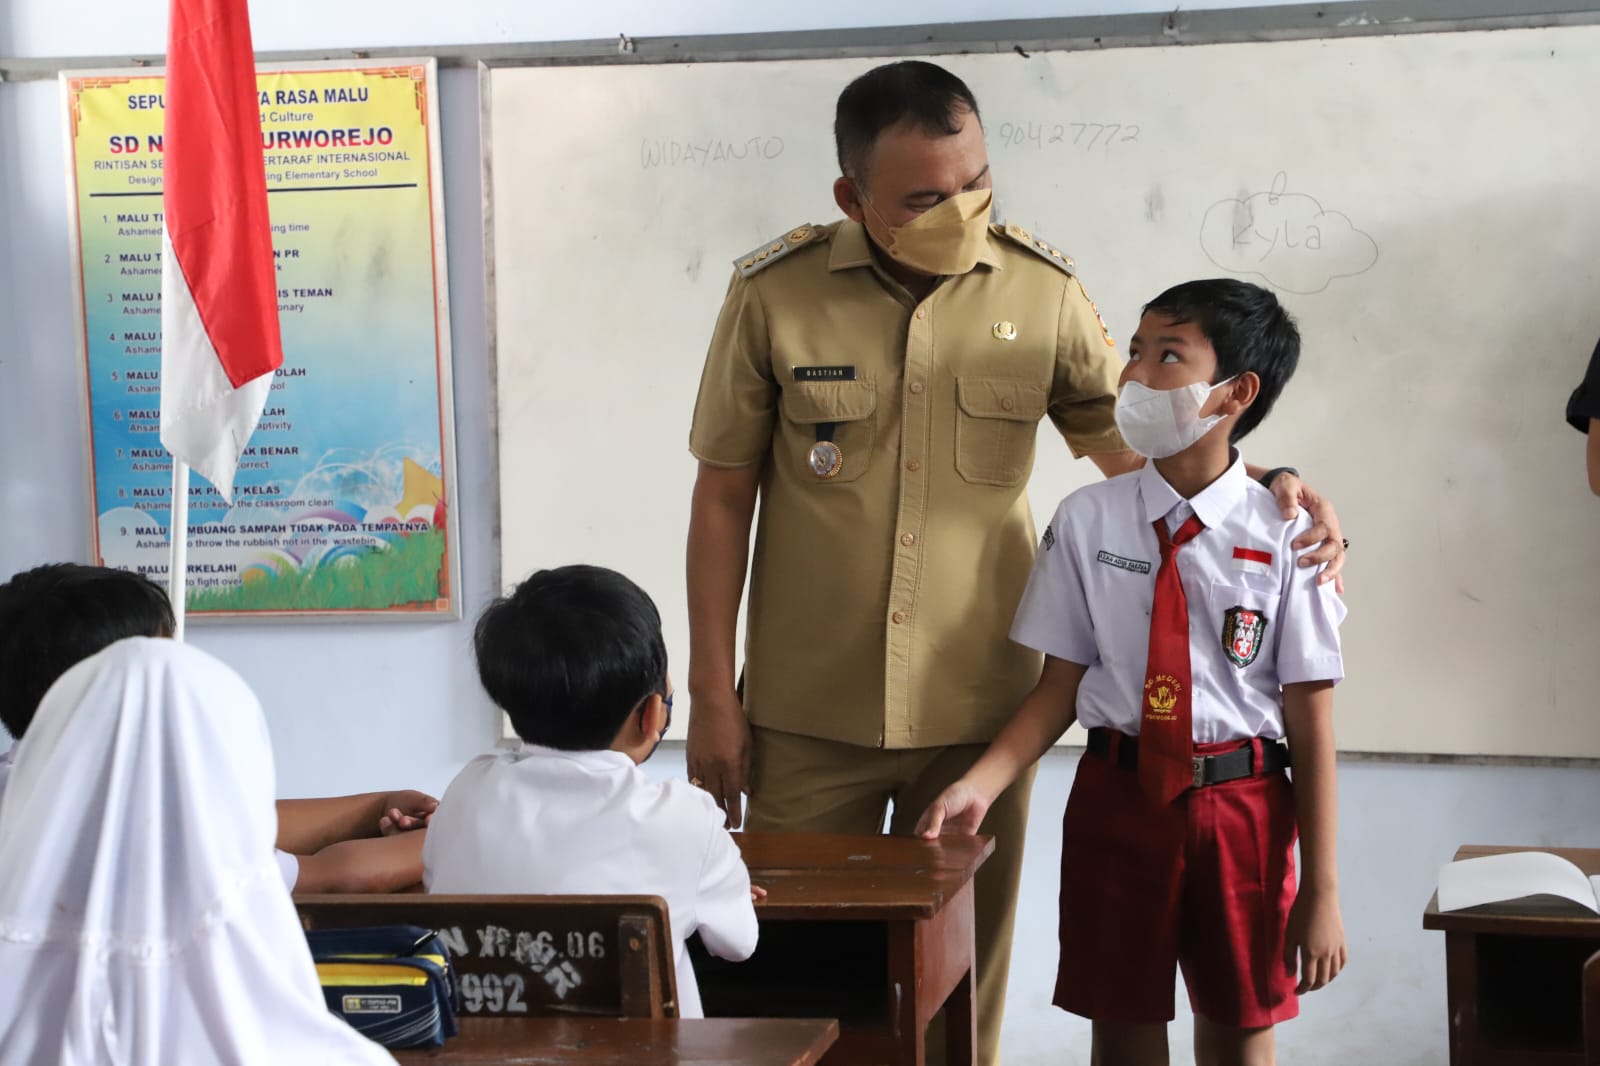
[779,379,878,484]
[955,377,1049,487]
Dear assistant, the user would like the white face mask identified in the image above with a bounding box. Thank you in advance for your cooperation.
[1114,377,1236,459]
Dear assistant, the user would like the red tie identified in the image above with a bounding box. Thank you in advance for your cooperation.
[1139,513,1206,807]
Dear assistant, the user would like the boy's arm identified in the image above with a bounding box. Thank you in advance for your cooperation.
[291,831,427,895]
[275,790,438,855]
[694,825,759,962]
[1282,681,1346,993]
[916,656,1085,837]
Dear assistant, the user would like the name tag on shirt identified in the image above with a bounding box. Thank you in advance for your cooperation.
[1232,547,1273,576]
[1097,550,1151,575]
[793,365,856,381]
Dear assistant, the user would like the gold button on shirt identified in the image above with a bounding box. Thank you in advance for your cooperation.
[689,220,1125,748]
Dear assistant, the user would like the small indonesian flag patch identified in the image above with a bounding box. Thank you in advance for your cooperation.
[1232,547,1273,575]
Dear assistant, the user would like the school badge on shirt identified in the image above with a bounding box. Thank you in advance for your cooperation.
[1221,606,1268,667]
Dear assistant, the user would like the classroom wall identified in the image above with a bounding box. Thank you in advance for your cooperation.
[5,3,1600,1064]
[0,0,1327,797]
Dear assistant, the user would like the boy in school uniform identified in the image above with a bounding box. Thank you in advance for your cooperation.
[918,280,1347,1065]
[424,565,760,1019]
[0,562,436,894]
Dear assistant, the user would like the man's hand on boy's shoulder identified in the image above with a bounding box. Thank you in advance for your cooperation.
[1262,469,1347,593]
[378,790,439,835]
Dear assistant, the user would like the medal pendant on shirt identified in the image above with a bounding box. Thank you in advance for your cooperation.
[808,440,843,479]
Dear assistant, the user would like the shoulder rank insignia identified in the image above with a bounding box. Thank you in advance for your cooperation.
[734,224,825,278]
[992,221,1077,276]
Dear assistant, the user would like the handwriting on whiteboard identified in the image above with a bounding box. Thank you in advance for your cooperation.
[1199,172,1378,295]
[992,120,1141,153]
[641,137,785,169]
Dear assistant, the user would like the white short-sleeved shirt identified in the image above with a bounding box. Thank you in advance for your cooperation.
[423,744,758,1019]
[1012,455,1346,743]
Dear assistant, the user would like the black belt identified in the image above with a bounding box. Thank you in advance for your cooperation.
[1085,727,1289,789]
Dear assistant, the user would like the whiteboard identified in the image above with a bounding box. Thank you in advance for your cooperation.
[485,26,1600,758]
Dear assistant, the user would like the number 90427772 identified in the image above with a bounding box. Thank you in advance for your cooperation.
[994,121,1141,152]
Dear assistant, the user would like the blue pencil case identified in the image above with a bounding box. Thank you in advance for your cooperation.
[306,925,460,1049]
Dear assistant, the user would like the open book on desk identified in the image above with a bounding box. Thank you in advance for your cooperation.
[1438,851,1600,914]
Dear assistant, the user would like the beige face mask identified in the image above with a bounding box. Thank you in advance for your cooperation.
[861,187,993,277]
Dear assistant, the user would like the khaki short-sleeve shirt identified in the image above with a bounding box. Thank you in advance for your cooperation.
[689,219,1125,748]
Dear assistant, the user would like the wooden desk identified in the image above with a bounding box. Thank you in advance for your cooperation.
[690,832,994,1066]
[1424,844,1600,1065]
[392,1017,838,1065]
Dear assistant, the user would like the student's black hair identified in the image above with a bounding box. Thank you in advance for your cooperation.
[1143,279,1302,443]
[834,60,981,182]
[0,563,176,740]
[474,565,668,752]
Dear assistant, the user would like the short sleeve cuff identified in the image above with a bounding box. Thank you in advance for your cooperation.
[1009,617,1096,667]
[1278,656,1345,686]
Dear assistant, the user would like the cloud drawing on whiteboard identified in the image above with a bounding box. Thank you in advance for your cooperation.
[1198,172,1378,295]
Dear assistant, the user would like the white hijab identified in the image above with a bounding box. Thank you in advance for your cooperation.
[0,637,395,1065]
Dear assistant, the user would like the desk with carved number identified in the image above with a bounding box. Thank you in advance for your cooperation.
[689,832,993,1066]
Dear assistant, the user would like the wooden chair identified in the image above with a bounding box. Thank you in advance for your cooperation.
[296,894,678,1020]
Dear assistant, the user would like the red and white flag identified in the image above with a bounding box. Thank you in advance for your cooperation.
[159,0,282,504]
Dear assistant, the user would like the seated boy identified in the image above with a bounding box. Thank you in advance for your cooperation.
[918,280,1347,1066]
[424,564,759,1018]
[0,562,435,894]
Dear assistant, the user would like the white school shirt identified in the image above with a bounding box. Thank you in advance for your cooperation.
[423,744,758,1018]
[1012,455,1346,743]
[0,746,301,892]
[0,637,395,1065]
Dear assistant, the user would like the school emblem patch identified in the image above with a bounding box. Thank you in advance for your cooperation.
[1221,606,1268,667]
[1144,673,1181,722]
[1041,525,1056,551]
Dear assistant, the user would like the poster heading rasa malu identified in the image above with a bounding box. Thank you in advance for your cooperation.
[62,59,460,620]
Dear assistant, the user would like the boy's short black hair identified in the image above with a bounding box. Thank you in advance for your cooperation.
[835,61,981,182]
[474,565,668,752]
[1143,279,1302,442]
[0,563,176,740]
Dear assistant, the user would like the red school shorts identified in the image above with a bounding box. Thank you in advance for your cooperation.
[1052,735,1300,1029]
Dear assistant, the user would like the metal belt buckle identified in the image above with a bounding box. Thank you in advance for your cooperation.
[1192,757,1206,789]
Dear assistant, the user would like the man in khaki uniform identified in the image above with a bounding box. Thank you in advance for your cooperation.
[685,61,1344,1065]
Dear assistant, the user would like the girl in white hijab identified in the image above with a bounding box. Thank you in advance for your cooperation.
[0,637,395,1065]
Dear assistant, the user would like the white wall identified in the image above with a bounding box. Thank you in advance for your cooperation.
[3,0,1298,57]
[5,3,1600,1064]
[0,0,1326,794]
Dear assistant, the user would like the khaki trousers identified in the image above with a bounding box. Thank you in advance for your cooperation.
[747,726,1037,1066]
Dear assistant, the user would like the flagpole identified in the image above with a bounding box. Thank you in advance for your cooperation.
[167,459,190,640]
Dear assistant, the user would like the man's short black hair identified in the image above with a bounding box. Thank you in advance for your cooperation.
[835,60,981,182]
[0,563,176,740]
[1143,279,1302,443]
[474,565,668,752]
